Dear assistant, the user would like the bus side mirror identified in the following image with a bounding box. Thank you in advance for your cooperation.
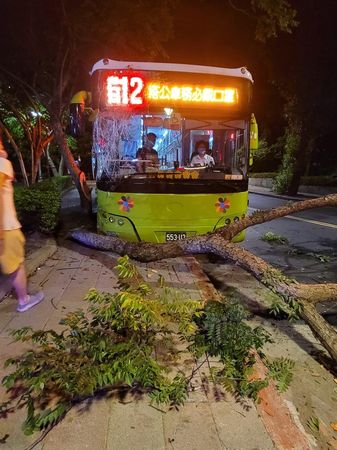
[249,113,258,166]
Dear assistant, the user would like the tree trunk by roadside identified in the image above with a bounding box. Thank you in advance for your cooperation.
[0,120,29,187]
[58,155,64,176]
[52,119,92,212]
[287,135,315,195]
[304,137,315,177]
[46,144,58,177]
[70,194,337,364]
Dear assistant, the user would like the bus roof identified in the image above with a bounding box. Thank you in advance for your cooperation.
[90,59,254,83]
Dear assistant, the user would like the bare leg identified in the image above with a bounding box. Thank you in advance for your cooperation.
[10,264,28,305]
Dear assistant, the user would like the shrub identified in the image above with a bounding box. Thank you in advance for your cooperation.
[14,176,72,232]
[1,256,293,436]
[272,127,300,194]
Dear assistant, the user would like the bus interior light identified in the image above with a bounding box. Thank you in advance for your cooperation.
[164,107,173,116]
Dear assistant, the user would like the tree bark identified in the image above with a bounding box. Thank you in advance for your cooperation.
[0,120,29,187]
[58,155,64,176]
[52,119,92,212]
[46,144,58,177]
[220,194,337,241]
[69,194,337,364]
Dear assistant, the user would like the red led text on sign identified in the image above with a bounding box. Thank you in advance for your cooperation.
[106,75,145,106]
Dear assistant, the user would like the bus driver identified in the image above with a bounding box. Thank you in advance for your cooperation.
[136,132,159,172]
[191,140,215,167]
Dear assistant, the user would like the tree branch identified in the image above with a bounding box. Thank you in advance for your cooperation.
[294,284,337,304]
[228,0,250,16]
[221,194,337,240]
[69,193,337,364]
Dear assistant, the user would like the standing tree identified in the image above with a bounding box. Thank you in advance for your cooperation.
[0,87,53,184]
[267,0,337,194]
[0,0,176,210]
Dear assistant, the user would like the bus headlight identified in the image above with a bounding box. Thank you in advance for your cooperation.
[118,219,124,226]
[109,217,115,223]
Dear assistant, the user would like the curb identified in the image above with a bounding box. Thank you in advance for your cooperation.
[249,188,320,202]
[185,256,315,450]
[0,238,57,302]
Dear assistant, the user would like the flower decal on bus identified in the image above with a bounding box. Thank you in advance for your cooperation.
[118,196,134,212]
[215,197,230,213]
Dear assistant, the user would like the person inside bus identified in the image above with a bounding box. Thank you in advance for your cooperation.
[190,140,215,167]
[136,132,159,172]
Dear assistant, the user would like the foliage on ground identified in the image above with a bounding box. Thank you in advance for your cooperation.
[189,301,272,399]
[266,357,295,393]
[261,268,302,321]
[261,231,289,245]
[288,248,332,263]
[14,176,72,232]
[1,256,294,435]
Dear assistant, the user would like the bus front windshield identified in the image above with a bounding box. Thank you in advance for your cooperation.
[93,112,249,182]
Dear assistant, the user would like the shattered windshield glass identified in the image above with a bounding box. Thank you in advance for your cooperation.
[93,112,249,181]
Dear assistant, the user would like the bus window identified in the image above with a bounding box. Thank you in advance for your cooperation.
[184,119,249,177]
[93,112,183,181]
[93,113,248,183]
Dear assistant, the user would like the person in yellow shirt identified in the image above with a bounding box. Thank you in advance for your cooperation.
[0,135,44,312]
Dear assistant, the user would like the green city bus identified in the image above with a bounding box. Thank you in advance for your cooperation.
[72,59,257,243]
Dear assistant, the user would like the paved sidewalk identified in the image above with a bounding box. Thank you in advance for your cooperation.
[1,241,337,449]
[0,242,278,450]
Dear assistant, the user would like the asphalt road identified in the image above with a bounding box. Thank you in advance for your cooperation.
[242,192,337,284]
[237,192,337,323]
[244,193,337,258]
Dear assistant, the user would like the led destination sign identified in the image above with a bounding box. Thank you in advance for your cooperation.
[146,84,237,104]
[106,75,238,107]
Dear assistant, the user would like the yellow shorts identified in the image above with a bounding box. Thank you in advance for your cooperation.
[0,229,25,275]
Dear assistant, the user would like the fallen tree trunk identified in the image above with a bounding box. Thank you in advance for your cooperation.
[69,194,337,365]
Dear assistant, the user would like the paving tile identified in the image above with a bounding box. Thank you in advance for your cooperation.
[2,299,52,333]
[107,401,165,450]
[42,398,110,450]
[163,403,224,450]
[0,406,44,450]
[0,299,15,335]
[210,397,276,450]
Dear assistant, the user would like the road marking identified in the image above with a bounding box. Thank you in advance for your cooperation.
[248,207,337,229]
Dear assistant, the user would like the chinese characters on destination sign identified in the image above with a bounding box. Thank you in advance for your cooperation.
[106,75,238,106]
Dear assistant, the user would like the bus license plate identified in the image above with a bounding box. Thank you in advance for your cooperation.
[165,232,187,241]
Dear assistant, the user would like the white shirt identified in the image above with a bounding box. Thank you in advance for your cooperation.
[0,157,21,230]
[191,153,215,167]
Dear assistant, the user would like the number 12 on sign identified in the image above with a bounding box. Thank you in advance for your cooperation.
[107,75,144,106]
